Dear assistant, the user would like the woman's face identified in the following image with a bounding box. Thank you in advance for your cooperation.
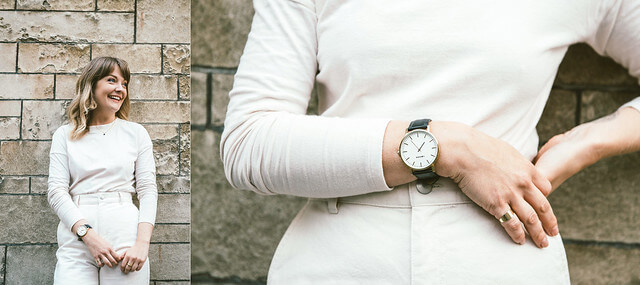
[93,66,128,116]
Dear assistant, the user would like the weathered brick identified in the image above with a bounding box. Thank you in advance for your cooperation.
[31,176,49,194]
[136,0,190,44]
[151,224,189,243]
[178,75,190,100]
[55,74,80,100]
[155,194,189,223]
[22,100,68,140]
[143,124,179,141]
[0,0,14,9]
[191,130,306,279]
[129,75,178,100]
[212,74,233,125]
[580,90,639,123]
[0,196,58,243]
[191,71,207,125]
[0,141,51,175]
[149,243,190,280]
[0,12,133,43]
[153,140,179,176]
[0,74,54,99]
[163,45,190,74]
[536,89,577,144]
[16,0,94,10]
[130,102,190,123]
[0,176,29,194]
[92,44,162,74]
[5,245,57,284]
[192,0,253,67]
[0,43,16,72]
[549,152,640,243]
[156,175,189,194]
[0,117,20,140]
[97,0,134,11]
[179,124,190,176]
[565,243,640,284]
[0,100,21,116]
[556,44,637,86]
[18,43,90,73]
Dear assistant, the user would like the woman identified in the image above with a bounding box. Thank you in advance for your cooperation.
[221,0,640,283]
[48,57,158,284]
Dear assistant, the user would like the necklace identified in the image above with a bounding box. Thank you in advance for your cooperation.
[101,119,117,136]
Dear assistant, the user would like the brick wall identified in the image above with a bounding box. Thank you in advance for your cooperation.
[0,0,191,283]
[191,1,640,284]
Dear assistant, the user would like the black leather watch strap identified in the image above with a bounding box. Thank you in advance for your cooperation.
[408,119,431,131]
[413,168,438,180]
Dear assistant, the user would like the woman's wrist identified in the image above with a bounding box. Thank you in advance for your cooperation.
[429,121,476,178]
[135,238,151,245]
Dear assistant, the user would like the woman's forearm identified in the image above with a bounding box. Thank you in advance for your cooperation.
[136,222,153,244]
[535,107,640,191]
[585,107,640,161]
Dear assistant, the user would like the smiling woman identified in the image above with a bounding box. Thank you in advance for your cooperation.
[47,57,158,284]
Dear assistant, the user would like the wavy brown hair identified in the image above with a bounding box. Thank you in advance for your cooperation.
[67,57,131,140]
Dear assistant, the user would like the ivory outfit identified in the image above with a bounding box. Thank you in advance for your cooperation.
[221,0,640,283]
[48,119,157,284]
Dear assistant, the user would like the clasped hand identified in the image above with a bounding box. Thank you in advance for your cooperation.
[431,122,559,248]
[81,230,148,274]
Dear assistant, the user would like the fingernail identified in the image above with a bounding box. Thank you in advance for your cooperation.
[541,237,549,248]
[551,226,559,236]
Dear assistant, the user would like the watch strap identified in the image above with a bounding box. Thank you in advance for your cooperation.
[412,168,438,180]
[408,119,431,131]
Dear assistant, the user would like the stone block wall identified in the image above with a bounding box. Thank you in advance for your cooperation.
[0,0,190,283]
[191,1,640,284]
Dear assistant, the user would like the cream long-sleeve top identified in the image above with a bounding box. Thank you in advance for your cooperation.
[48,118,158,231]
[221,0,640,198]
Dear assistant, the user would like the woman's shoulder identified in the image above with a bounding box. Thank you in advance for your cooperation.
[53,124,72,138]
[117,119,146,132]
[117,119,152,141]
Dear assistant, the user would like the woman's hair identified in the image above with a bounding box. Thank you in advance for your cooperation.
[67,57,131,140]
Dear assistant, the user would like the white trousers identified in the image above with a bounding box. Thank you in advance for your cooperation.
[268,179,570,284]
[54,192,149,285]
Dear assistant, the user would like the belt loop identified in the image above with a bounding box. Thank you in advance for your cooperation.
[118,192,123,203]
[327,198,339,214]
[73,195,80,205]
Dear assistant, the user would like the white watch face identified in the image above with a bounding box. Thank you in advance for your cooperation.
[77,226,87,237]
[399,129,438,170]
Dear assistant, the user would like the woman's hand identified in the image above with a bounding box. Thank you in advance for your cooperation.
[533,126,598,192]
[81,230,122,268]
[120,241,149,274]
[534,107,640,192]
[430,121,558,248]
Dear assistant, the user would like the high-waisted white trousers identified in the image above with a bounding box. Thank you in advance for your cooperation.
[268,178,570,284]
[54,192,149,284]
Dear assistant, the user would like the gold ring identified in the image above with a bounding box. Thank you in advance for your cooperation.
[126,263,133,267]
[499,208,516,223]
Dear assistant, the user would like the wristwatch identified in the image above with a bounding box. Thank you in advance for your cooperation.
[398,119,439,181]
[76,224,93,240]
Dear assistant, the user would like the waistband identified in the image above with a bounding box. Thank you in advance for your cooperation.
[320,178,472,213]
[73,192,133,205]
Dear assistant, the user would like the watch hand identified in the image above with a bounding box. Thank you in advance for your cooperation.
[410,140,419,149]
[418,142,425,152]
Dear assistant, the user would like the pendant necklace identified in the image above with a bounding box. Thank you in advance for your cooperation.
[102,119,117,136]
